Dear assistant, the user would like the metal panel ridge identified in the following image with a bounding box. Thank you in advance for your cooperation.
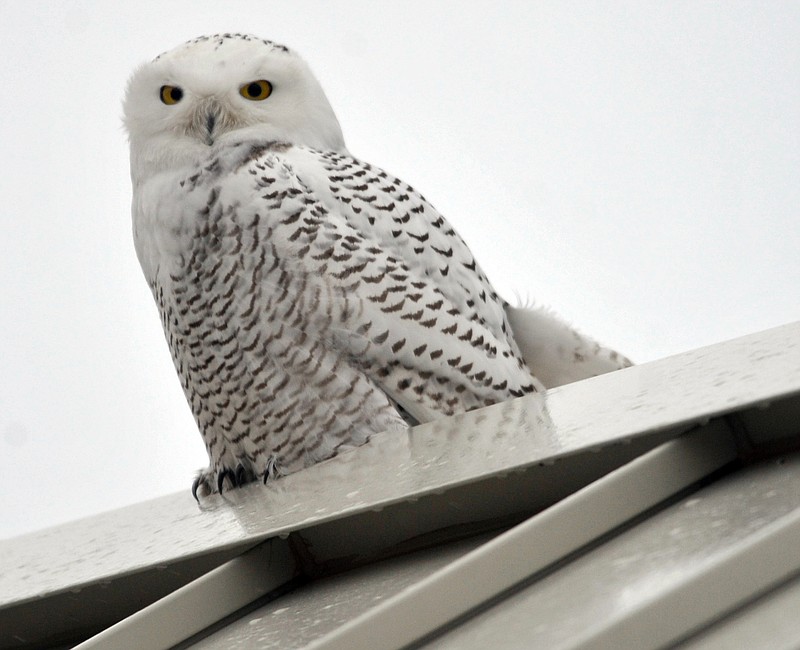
[304,422,739,650]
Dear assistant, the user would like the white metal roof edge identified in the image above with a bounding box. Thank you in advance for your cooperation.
[3,321,800,649]
[1,426,677,649]
[74,402,800,650]
[4,321,798,611]
[64,421,737,650]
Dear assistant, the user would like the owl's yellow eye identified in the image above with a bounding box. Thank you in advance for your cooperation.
[160,85,184,105]
[239,80,272,101]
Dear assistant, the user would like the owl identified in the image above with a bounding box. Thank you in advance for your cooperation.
[123,34,631,498]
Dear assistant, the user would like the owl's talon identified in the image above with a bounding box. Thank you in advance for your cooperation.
[235,463,246,486]
[191,475,203,502]
[263,455,280,484]
[217,468,235,494]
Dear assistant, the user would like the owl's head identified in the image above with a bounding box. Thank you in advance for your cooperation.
[123,34,345,181]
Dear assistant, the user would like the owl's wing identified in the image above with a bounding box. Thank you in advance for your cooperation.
[290,147,510,331]
[180,141,539,424]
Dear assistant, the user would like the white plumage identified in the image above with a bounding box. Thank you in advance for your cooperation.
[123,34,630,497]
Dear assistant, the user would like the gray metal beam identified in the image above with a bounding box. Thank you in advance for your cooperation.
[306,422,738,650]
[74,540,295,650]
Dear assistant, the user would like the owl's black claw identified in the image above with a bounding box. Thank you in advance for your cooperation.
[263,455,280,484]
[235,463,246,487]
[217,468,235,494]
[191,476,203,502]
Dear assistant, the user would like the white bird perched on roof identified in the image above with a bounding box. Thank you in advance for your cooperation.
[123,33,631,498]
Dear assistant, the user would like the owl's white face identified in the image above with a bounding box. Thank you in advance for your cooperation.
[123,34,346,183]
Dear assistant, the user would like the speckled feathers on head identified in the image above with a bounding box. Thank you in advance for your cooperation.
[153,33,292,61]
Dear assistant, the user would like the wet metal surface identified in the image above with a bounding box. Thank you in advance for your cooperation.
[674,571,800,650]
[426,453,800,650]
[192,534,497,649]
[2,321,799,649]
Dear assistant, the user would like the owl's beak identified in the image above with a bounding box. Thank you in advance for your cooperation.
[205,113,217,144]
[189,98,225,146]
[201,103,220,146]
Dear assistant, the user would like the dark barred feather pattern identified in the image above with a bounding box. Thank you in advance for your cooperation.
[150,141,539,494]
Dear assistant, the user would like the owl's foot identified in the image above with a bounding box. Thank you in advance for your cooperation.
[192,457,283,500]
[191,462,256,500]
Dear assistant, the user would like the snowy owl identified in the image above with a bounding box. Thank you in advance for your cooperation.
[123,34,631,497]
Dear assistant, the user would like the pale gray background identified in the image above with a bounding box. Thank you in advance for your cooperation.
[1,1,798,539]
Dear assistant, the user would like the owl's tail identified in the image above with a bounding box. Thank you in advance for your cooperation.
[505,304,633,389]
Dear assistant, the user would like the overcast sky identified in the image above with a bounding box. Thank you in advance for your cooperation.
[1,1,798,539]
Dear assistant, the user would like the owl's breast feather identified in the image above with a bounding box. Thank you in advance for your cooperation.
[133,168,207,283]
